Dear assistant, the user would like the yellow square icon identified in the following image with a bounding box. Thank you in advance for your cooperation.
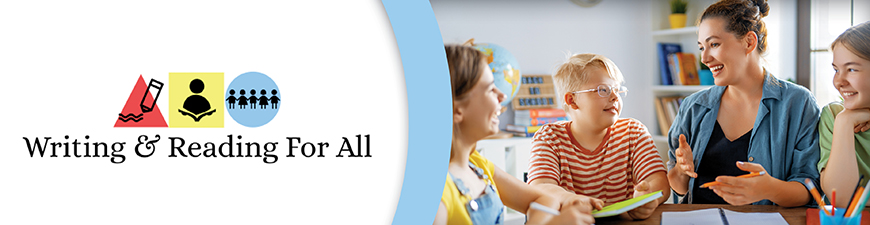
[168,72,224,128]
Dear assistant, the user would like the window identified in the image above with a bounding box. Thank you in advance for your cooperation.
[810,0,867,107]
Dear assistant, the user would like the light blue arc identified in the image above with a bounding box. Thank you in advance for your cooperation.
[382,0,451,224]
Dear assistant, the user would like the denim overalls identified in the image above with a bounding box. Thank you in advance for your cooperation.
[449,162,504,225]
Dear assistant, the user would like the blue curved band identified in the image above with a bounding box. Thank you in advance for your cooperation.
[382,0,451,224]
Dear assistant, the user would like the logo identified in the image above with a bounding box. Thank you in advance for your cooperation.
[114,72,281,128]
[115,75,168,127]
[225,72,281,127]
[168,73,224,128]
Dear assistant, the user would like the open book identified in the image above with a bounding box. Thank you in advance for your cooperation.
[662,208,788,225]
[591,190,662,218]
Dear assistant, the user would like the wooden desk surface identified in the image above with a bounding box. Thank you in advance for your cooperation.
[594,204,808,225]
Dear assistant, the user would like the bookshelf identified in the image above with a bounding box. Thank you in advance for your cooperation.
[648,0,718,158]
[650,25,713,158]
[649,0,716,161]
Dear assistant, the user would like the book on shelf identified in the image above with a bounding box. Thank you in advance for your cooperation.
[505,124,543,133]
[676,52,700,85]
[657,43,682,85]
[515,116,569,127]
[505,124,543,137]
[653,98,670,136]
[515,108,567,118]
[506,131,536,137]
[667,52,701,85]
[654,96,687,136]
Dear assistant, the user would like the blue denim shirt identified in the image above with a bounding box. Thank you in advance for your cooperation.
[667,73,821,205]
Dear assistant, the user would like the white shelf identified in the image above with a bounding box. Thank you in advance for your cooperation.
[651,85,713,93]
[652,26,699,37]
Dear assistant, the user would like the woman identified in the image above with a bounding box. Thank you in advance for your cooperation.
[667,0,820,206]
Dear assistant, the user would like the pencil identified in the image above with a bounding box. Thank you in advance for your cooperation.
[851,179,870,217]
[805,178,832,216]
[845,176,864,217]
[845,187,863,217]
[832,189,837,215]
[530,202,560,216]
[699,171,766,188]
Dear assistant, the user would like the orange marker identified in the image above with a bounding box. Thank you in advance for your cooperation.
[699,171,766,188]
[805,178,832,216]
[845,187,864,217]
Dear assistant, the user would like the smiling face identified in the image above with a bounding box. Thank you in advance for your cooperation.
[568,66,622,128]
[833,45,870,109]
[698,17,755,86]
[455,63,506,141]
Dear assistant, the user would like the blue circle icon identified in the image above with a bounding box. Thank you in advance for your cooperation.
[225,72,280,127]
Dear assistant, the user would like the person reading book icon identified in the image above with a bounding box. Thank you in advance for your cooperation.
[238,89,248,109]
[178,78,216,122]
[226,89,237,109]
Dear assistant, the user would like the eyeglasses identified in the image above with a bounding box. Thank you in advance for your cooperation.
[572,84,628,98]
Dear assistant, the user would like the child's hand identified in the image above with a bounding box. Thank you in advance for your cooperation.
[561,195,604,212]
[626,181,659,220]
[550,198,596,225]
[838,108,870,133]
[674,134,697,178]
[708,161,773,205]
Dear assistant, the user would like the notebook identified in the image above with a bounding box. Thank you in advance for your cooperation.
[591,190,662,218]
[661,208,788,225]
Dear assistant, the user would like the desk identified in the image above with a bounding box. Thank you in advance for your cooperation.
[594,204,808,225]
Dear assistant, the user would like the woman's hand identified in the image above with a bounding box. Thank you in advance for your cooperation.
[708,161,774,205]
[674,134,697,178]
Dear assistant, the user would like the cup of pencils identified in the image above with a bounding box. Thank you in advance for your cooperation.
[806,178,868,225]
[819,205,861,225]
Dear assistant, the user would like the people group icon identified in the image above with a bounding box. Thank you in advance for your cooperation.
[226,88,280,110]
[179,79,217,122]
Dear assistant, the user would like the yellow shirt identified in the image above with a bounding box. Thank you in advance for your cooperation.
[441,150,500,224]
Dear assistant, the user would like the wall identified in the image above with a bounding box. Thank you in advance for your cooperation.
[433,0,797,138]
[432,0,656,131]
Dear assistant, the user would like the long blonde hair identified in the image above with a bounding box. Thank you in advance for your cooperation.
[831,21,870,61]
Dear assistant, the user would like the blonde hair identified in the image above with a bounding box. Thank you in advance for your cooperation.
[553,53,625,111]
[831,21,870,62]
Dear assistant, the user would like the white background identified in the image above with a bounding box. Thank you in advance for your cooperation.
[0,1,408,224]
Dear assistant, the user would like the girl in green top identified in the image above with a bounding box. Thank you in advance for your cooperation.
[819,21,870,209]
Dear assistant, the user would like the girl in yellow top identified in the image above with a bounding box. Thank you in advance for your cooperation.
[819,21,870,208]
[433,44,599,225]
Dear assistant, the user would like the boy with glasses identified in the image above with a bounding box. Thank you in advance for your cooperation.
[527,53,670,220]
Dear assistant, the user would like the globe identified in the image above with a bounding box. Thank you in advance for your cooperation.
[472,42,522,107]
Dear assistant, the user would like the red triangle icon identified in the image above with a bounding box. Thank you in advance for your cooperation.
[114,75,168,127]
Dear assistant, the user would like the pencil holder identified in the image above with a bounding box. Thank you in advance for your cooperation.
[819,206,861,225]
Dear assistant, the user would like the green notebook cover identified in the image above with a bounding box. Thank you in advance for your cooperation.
[591,190,663,218]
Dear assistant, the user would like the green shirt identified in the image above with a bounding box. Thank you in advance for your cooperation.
[818,102,870,182]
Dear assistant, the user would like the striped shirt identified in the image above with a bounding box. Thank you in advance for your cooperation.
[527,118,666,204]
